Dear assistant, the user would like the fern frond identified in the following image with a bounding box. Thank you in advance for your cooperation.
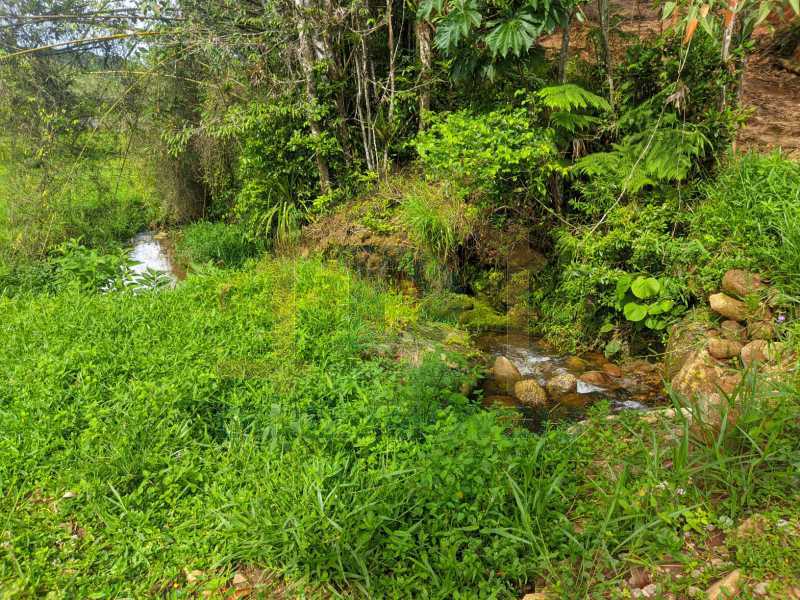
[538,84,612,113]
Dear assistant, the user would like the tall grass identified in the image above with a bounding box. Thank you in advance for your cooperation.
[690,152,800,293]
[399,181,476,263]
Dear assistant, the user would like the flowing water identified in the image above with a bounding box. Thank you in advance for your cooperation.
[476,331,665,428]
[125,231,178,288]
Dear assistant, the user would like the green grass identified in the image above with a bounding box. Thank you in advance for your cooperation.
[687,152,800,295]
[1,257,799,598]
[0,147,161,264]
[0,259,570,597]
[174,221,264,269]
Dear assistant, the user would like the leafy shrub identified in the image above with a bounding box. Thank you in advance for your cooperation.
[414,108,559,206]
[215,101,342,244]
[176,221,263,268]
[52,239,133,292]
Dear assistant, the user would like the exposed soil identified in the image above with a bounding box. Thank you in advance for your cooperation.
[737,53,800,158]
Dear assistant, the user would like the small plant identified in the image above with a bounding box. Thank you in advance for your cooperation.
[613,273,684,331]
[53,239,133,292]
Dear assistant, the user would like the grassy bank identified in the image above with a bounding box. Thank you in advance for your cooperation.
[1,258,799,597]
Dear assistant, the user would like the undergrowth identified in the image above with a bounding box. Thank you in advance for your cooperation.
[1,258,799,597]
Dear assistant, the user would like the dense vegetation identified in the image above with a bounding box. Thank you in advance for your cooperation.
[1,0,800,597]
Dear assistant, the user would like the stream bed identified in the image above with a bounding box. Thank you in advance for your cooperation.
[476,331,666,428]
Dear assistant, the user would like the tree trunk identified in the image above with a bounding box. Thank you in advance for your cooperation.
[721,0,738,63]
[597,0,614,101]
[294,0,332,193]
[719,0,739,109]
[416,19,433,132]
[558,11,573,84]
[382,0,396,173]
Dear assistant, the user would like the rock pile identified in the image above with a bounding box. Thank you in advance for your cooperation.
[667,269,793,423]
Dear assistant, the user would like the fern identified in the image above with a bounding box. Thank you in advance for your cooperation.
[574,124,709,193]
[537,84,610,134]
[538,84,612,112]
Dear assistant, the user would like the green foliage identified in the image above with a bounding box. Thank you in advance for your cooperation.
[414,108,559,205]
[419,0,582,79]
[614,273,683,331]
[2,257,799,597]
[400,183,476,262]
[0,258,570,597]
[683,152,800,295]
[176,221,264,269]
[618,32,741,156]
[0,147,160,262]
[219,101,340,244]
[573,115,709,194]
[52,239,133,293]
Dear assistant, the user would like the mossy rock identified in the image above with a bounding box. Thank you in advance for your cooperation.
[457,298,510,332]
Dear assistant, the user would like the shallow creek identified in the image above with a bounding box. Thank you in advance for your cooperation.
[476,331,666,428]
[126,231,179,287]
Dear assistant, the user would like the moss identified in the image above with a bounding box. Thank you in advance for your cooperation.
[457,297,511,332]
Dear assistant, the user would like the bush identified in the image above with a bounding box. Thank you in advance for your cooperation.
[175,221,263,268]
[414,108,559,206]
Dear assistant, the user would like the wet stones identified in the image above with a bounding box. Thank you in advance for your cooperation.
[601,362,623,378]
[579,371,609,387]
[545,373,577,397]
[513,379,547,408]
[489,356,521,394]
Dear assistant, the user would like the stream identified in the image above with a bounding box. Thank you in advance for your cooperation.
[477,331,666,428]
[125,231,179,288]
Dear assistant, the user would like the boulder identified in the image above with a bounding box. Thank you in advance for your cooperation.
[579,371,608,387]
[670,349,728,419]
[741,340,787,368]
[664,311,711,381]
[513,379,548,408]
[719,372,743,394]
[720,320,745,342]
[709,293,747,322]
[602,362,623,377]
[740,340,768,368]
[564,356,589,371]
[707,337,743,360]
[706,570,741,600]
[722,269,764,298]
[747,320,776,341]
[485,356,522,394]
[546,373,578,397]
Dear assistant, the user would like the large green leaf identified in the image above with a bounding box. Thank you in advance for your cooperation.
[434,0,482,51]
[485,13,539,58]
[623,302,648,322]
[630,276,660,299]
